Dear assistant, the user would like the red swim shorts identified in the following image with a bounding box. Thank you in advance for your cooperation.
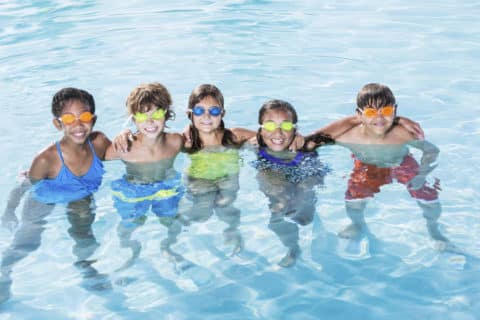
[345,154,439,201]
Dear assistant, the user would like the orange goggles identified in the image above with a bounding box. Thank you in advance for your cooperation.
[58,111,95,125]
[360,105,395,118]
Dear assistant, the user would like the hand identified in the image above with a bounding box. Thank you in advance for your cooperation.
[397,117,425,140]
[182,125,192,143]
[248,135,258,146]
[113,129,134,153]
[289,133,305,152]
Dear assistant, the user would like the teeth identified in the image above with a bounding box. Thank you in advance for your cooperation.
[271,138,284,144]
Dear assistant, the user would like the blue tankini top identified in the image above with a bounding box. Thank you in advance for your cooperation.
[250,148,331,183]
[32,140,105,204]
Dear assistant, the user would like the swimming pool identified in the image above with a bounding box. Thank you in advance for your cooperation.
[1,1,479,319]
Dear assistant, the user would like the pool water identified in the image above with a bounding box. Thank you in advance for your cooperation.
[1,1,479,319]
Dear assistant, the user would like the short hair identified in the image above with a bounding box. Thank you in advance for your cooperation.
[256,99,298,148]
[356,83,396,109]
[51,87,95,117]
[126,82,174,120]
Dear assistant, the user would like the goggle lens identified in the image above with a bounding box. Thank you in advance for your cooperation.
[59,111,94,125]
[362,105,395,118]
[134,109,166,123]
[191,106,222,117]
[261,121,295,132]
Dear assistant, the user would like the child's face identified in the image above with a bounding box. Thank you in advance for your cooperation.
[133,105,166,138]
[357,104,396,136]
[260,109,295,152]
[54,99,95,144]
[191,96,224,134]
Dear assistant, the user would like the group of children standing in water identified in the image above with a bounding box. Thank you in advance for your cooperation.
[0,81,454,302]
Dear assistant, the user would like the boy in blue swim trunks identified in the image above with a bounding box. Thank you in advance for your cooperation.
[1,87,112,303]
[105,82,187,269]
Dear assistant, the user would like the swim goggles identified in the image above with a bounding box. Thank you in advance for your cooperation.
[261,120,296,132]
[134,109,166,122]
[190,105,223,117]
[58,111,95,125]
[359,105,396,118]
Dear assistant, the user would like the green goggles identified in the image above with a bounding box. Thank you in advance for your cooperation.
[261,120,296,132]
[134,109,166,122]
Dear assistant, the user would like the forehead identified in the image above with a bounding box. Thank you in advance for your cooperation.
[261,109,293,121]
[62,99,90,114]
[197,95,220,107]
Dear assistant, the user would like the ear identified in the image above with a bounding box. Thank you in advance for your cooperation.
[53,118,63,130]
[222,109,226,117]
[186,111,192,120]
[92,115,97,127]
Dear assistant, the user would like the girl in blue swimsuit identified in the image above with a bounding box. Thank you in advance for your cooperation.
[1,88,112,302]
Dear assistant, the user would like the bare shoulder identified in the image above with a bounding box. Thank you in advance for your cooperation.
[165,132,185,151]
[29,143,60,180]
[231,127,256,142]
[388,124,415,143]
[90,131,112,160]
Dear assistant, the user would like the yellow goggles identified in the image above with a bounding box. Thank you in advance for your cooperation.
[361,105,395,118]
[58,111,95,125]
[261,120,296,132]
[134,109,166,122]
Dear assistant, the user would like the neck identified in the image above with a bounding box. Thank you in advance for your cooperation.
[60,137,89,152]
[199,129,223,147]
[139,132,165,147]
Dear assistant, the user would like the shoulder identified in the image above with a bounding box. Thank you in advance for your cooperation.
[388,124,415,143]
[89,131,112,160]
[29,143,60,180]
[164,132,185,151]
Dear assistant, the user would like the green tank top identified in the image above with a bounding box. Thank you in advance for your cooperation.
[187,147,240,180]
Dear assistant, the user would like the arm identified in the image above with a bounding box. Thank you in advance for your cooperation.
[396,116,425,140]
[110,129,135,154]
[407,139,440,189]
[302,116,358,150]
[231,127,256,144]
[2,178,31,231]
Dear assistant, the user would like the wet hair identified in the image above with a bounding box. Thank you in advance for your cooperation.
[126,82,174,120]
[256,99,298,148]
[356,83,396,110]
[185,84,240,153]
[51,87,95,117]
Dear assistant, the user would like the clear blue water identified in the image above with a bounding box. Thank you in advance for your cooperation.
[1,1,479,319]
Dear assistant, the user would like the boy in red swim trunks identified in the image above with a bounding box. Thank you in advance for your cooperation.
[334,83,451,248]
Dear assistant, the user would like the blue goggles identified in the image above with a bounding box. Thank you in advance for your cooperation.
[191,105,223,117]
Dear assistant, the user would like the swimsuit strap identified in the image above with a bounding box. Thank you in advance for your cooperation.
[55,141,65,165]
[87,139,99,160]
[56,139,97,164]
[258,148,305,167]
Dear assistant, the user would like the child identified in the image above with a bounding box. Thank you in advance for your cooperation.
[332,83,452,249]
[105,82,187,269]
[181,84,257,255]
[1,87,112,303]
